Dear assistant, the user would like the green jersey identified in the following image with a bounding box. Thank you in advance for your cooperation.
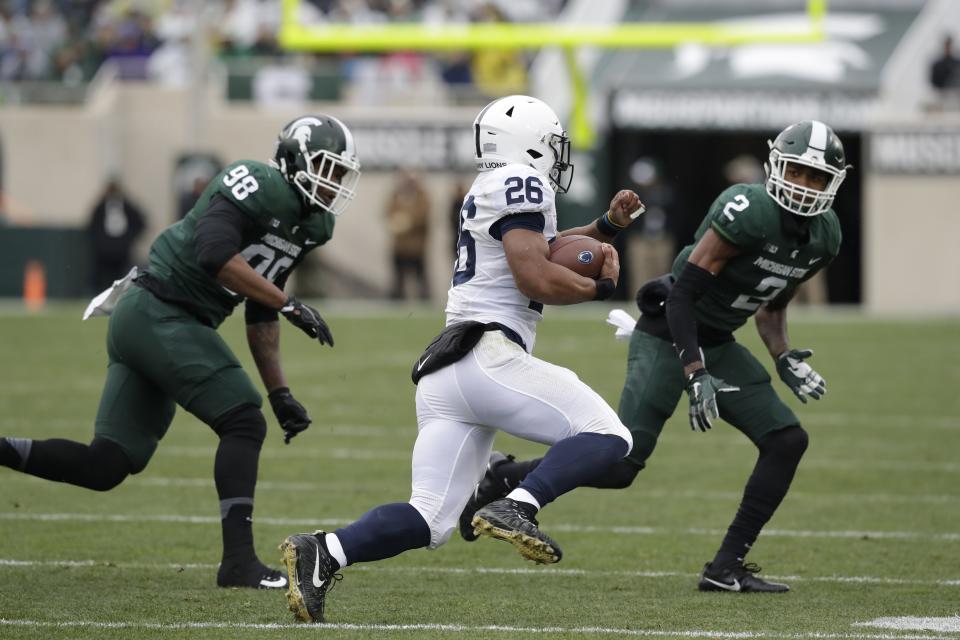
[672,183,841,333]
[145,160,334,327]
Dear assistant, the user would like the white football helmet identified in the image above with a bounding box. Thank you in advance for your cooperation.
[473,95,574,193]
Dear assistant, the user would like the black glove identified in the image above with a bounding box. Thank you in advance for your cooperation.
[280,297,334,346]
[684,369,739,432]
[268,387,311,444]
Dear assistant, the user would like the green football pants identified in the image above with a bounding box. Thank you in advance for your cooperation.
[94,285,262,472]
[617,329,800,469]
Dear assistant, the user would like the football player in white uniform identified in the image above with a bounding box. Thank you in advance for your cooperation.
[279,95,645,623]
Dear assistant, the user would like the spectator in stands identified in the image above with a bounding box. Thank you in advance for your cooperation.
[86,178,146,291]
[385,169,431,300]
[470,2,527,98]
[930,34,960,91]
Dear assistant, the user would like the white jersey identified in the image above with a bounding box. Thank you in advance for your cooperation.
[445,164,558,352]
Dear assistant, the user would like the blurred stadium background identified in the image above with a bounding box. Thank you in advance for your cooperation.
[0,0,958,311]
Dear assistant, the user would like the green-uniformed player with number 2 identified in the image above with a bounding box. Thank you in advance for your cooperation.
[0,115,361,589]
[455,120,848,594]
[631,119,846,592]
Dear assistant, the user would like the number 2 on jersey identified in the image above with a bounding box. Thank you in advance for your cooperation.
[722,194,749,221]
[731,276,788,311]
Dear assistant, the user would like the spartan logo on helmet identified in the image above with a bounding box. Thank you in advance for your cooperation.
[473,95,574,194]
[765,120,849,217]
[271,115,362,217]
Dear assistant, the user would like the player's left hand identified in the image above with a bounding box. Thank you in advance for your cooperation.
[268,387,312,444]
[280,297,334,346]
[776,349,825,403]
[606,190,646,227]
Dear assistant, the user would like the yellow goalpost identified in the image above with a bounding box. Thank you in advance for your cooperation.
[278,0,828,146]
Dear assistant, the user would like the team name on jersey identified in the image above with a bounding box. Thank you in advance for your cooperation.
[262,233,302,258]
[479,161,508,169]
[753,257,809,279]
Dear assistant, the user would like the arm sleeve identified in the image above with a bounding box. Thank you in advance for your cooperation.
[665,262,715,369]
[244,270,290,324]
[490,211,546,240]
[193,194,254,276]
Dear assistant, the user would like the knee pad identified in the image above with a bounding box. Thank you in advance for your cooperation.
[592,459,642,490]
[213,404,267,446]
[87,438,133,491]
[759,426,809,464]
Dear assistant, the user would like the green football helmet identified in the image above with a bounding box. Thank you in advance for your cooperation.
[271,115,361,216]
[765,120,847,217]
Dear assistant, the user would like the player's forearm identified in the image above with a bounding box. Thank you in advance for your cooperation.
[666,262,714,376]
[755,306,790,359]
[246,320,287,392]
[517,263,599,305]
[216,254,287,310]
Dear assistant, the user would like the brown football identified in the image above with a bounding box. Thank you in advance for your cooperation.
[548,234,605,279]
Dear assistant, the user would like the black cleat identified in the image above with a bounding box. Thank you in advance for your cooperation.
[698,561,790,593]
[279,531,342,623]
[472,497,562,564]
[216,559,288,589]
[459,452,513,542]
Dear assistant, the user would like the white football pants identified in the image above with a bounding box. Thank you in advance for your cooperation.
[410,331,632,548]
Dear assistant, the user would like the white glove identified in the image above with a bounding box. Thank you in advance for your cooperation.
[606,308,637,341]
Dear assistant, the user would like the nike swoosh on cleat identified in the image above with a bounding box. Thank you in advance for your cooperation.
[416,354,431,371]
[260,575,287,588]
[312,544,325,588]
[703,576,741,592]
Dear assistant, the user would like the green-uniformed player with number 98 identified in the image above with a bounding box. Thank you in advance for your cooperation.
[0,115,361,589]
[456,120,848,593]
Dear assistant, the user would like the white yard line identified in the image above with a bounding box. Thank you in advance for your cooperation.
[2,511,958,541]
[0,618,956,639]
[0,558,957,588]
[856,618,960,633]
[6,474,957,506]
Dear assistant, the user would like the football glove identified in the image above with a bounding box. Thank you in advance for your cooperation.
[776,348,825,403]
[268,387,311,444]
[280,297,334,346]
[685,369,739,432]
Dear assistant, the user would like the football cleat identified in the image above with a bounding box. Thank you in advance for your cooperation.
[216,559,288,590]
[472,497,562,564]
[698,561,790,593]
[458,451,513,542]
[279,531,342,623]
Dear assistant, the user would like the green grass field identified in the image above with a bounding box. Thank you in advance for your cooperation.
[0,302,958,639]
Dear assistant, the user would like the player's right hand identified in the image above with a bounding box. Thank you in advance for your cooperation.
[280,297,334,346]
[598,243,620,285]
[684,369,739,432]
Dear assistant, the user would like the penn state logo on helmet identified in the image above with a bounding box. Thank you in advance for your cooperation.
[271,115,362,217]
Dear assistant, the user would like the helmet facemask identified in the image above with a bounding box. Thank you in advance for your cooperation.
[271,115,362,217]
[544,131,574,194]
[766,150,845,217]
[292,149,361,217]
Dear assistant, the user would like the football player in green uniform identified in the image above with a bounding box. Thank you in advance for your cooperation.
[0,115,361,589]
[457,120,847,593]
